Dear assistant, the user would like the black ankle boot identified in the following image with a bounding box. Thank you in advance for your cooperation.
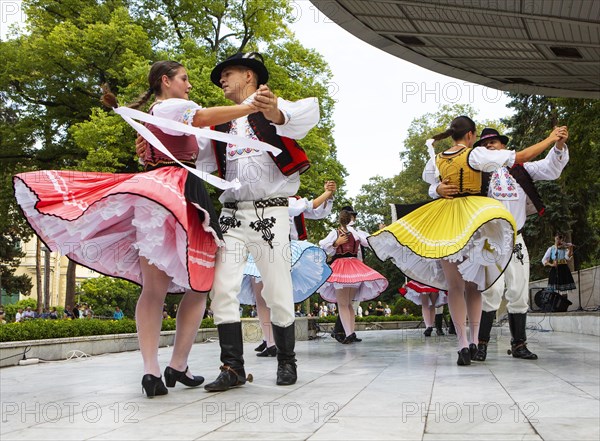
[204,322,251,392]
[255,340,267,352]
[474,342,488,361]
[331,315,346,342]
[508,313,538,360]
[256,345,277,357]
[141,374,168,398]
[164,366,204,388]
[272,323,297,386]
[469,343,478,360]
[423,327,433,337]
[457,347,471,366]
[435,314,445,335]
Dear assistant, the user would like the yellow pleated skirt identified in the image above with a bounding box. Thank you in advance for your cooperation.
[368,196,516,291]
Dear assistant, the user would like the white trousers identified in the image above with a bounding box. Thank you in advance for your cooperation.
[210,203,294,327]
[482,234,530,314]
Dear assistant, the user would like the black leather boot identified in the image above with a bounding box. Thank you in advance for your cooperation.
[474,310,496,361]
[435,314,445,335]
[272,323,297,386]
[204,322,251,391]
[423,326,433,337]
[331,315,346,342]
[508,313,538,360]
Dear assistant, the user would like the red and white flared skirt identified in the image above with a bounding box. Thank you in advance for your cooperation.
[13,168,220,293]
[318,257,388,303]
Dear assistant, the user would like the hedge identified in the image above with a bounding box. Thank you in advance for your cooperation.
[316,314,421,323]
[0,317,215,343]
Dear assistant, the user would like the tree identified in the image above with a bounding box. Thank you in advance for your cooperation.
[2,1,345,301]
[503,94,600,279]
[79,276,141,318]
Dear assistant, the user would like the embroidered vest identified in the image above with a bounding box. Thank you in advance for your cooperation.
[436,148,482,195]
[482,164,545,216]
[335,230,359,257]
[212,112,310,178]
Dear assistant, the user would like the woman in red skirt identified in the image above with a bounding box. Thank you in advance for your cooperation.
[13,61,257,397]
[319,209,388,343]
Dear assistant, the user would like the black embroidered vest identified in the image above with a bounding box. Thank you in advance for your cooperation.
[482,164,545,216]
[211,112,310,178]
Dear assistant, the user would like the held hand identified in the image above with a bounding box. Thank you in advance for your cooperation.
[324,180,337,194]
[436,179,459,199]
[254,85,284,124]
[378,223,386,230]
[556,126,569,149]
[549,126,567,143]
[135,135,147,159]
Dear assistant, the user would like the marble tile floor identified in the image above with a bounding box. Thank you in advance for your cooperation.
[1,327,598,440]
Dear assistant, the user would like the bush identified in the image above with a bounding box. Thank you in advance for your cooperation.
[0,317,216,343]
[316,314,420,323]
[392,297,422,316]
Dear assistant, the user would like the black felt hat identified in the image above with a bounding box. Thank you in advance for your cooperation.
[210,52,269,87]
[341,205,357,215]
[474,127,509,147]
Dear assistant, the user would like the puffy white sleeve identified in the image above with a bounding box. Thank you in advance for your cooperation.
[524,145,569,180]
[319,230,338,256]
[468,147,516,172]
[304,197,334,220]
[152,98,203,136]
[288,197,311,217]
[422,158,441,199]
[349,226,370,248]
[272,97,320,139]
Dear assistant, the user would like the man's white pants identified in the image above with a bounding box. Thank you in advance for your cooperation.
[482,234,529,314]
[210,203,295,327]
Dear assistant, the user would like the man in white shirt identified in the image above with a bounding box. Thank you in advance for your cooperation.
[203,53,319,391]
[433,127,569,361]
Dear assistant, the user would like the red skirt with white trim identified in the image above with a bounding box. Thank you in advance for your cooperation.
[13,167,220,293]
[318,257,388,303]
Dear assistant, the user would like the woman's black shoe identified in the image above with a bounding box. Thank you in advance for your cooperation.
[342,332,357,344]
[423,327,433,337]
[141,374,168,398]
[351,334,362,342]
[256,345,277,357]
[469,343,478,360]
[254,340,267,352]
[457,348,471,366]
[164,366,204,388]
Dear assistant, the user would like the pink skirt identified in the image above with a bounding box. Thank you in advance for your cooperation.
[13,168,219,293]
[318,257,388,303]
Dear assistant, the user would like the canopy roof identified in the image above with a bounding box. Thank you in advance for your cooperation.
[310,0,600,98]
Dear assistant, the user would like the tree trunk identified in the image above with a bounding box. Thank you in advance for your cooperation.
[35,238,42,313]
[65,260,77,309]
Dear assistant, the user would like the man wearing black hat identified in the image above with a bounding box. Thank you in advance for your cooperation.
[204,52,319,391]
[431,126,569,361]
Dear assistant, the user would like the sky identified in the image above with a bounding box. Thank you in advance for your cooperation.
[1,0,515,197]
[287,1,514,197]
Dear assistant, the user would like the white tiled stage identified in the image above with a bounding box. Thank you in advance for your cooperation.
[1,326,598,440]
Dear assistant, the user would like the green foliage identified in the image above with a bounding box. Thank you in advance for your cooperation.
[79,276,141,318]
[2,298,38,321]
[0,316,216,342]
[392,296,422,317]
[503,95,600,278]
[316,314,420,323]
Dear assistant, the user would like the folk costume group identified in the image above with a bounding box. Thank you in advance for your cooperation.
[12,52,570,398]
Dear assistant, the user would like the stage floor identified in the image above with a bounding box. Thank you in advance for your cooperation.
[1,326,598,440]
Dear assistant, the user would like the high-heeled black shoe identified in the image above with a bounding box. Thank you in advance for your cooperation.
[457,347,471,366]
[255,340,267,352]
[164,366,205,388]
[141,374,168,398]
[256,345,277,357]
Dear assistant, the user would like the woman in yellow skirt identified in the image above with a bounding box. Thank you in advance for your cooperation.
[369,116,563,366]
